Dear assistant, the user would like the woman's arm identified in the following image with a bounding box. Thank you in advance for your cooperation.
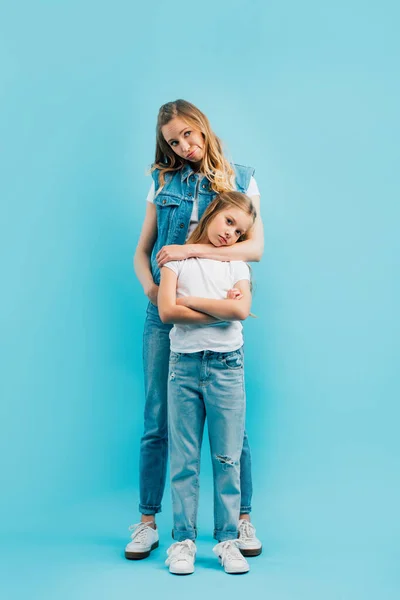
[178,279,252,321]
[158,267,220,325]
[133,202,159,305]
[156,195,264,266]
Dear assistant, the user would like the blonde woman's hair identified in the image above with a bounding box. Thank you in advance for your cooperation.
[187,191,257,245]
[153,99,235,194]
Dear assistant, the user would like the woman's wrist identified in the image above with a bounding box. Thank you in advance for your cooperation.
[187,244,208,259]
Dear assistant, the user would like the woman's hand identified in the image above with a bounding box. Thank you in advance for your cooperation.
[145,283,159,306]
[156,245,192,267]
[226,288,243,300]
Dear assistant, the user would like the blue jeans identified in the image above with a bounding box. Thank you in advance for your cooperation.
[139,304,253,516]
[168,348,246,542]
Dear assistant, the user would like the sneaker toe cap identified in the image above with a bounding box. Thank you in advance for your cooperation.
[169,560,194,574]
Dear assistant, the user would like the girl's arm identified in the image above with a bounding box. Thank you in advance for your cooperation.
[178,279,252,321]
[158,267,220,325]
[156,195,264,265]
[133,202,159,305]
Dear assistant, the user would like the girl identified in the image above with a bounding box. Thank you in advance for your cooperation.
[125,100,263,561]
[159,192,257,575]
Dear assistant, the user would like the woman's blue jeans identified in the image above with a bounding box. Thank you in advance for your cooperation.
[139,304,253,516]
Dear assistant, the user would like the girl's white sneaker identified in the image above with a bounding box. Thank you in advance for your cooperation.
[165,539,196,575]
[213,540,250,574]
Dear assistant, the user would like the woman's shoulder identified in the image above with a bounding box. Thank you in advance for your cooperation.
[150,165,183,188]
[230,163,255,192]
[231,162,255,173]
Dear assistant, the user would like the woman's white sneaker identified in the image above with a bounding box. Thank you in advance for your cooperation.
[165,540,196,575]
[237,519,262,556]
[213,540,250,574]
[125,522,159,559]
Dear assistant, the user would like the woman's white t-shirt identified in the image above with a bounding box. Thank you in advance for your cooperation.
[146,176,260,240]
[163,258,250,353]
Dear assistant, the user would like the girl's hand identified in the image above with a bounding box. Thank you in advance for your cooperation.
[226,288,243,300]
[146,283,159,306]
[176,296,191,307]
[156,245,191,267]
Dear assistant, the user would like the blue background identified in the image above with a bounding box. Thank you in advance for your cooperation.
[1,1,399,598]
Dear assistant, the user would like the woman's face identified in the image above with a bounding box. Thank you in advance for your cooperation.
[207,208,254,247]
[161,117,204,164]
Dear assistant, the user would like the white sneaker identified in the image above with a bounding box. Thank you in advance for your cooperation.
[213,540,250,574]
[237,519,262,556]
[165,540,196,575]
[125,522,159,559]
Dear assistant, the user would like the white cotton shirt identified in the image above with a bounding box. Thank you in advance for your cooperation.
[163,258,250,353]
[146,176,260,240]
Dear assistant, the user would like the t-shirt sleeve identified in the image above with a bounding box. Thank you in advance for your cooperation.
[246,176,260,197]
[163,260,181,277]
[146,181,155,203]
[232,261,251,285]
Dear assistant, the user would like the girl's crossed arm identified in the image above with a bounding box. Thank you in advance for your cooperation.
[158,267,220,325]
[177,279,252,322]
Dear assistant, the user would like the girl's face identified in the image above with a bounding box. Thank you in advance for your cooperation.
[161,117,204,164]
[207,208,254,247]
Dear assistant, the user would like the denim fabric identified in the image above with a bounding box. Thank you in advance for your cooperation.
[149,163,255,284]
[168,348,246,542]
[139,306,253,515]
[139,163,255,515]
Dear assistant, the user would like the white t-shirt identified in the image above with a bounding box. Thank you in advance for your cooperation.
[146,176,260,240]
[163,258,250,353]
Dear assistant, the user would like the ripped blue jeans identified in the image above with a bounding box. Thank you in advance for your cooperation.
[168,347,246,542]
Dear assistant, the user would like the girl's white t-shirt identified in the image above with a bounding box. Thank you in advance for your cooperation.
[146,176,260,240]
[163,258,250,353]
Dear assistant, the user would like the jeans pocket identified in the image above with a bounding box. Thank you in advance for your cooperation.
[169,351,181,364]
[223,350,243,370]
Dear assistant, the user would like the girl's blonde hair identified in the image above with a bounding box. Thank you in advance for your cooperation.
[187,191,257,245]
[153,99,235,194]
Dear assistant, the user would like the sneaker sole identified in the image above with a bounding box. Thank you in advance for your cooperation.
[239,546,262,557]
[225,567,250,574]
[125,540,159,560]
[169,567,195,575]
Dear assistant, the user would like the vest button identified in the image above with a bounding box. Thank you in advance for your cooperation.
[202,184,206,189]
[179,223,184,228]
[188,192,192,197]
[162,199,166,204]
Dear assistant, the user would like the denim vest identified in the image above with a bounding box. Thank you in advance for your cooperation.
[149,162,255,286]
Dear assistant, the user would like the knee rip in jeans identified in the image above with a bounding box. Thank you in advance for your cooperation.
[216,455,236,467]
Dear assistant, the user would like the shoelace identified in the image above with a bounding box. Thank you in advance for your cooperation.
[128,522,154,544]
[166,540,195,565]
[216,540,245,566]
[238,519,255,541]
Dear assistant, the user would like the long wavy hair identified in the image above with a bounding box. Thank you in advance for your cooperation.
[187,191,257,245]
[152,99,235,194]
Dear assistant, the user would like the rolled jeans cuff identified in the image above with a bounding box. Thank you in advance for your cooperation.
[173,529,197,542]
[139,504,162,516]
[240,506,252,514]
[214,529,239,542]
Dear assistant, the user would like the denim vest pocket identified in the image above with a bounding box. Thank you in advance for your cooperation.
[154,193,183,240]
